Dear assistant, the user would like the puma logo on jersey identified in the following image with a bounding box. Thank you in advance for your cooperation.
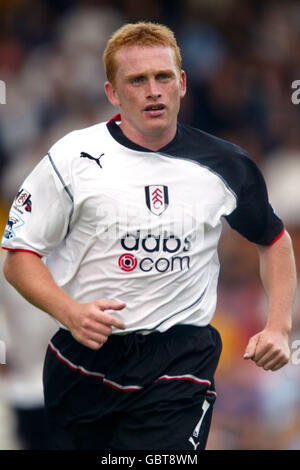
[80,152,104,169]
[188,436,200,450]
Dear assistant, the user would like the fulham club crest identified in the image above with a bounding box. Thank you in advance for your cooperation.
[145,185,169,216]
[14,188,32,213]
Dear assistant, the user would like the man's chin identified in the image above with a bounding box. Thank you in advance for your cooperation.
[142,116,171,134]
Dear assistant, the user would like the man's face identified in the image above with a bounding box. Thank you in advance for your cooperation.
[105,45,186,144]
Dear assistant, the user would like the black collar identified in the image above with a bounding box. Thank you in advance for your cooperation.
[106,114,182,153]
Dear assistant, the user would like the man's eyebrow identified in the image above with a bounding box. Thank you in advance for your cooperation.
[126,69,176,80]
[155,69,176,77]
[126,73,146,80]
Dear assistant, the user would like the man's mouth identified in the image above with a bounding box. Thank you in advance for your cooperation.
[144,104,166,115]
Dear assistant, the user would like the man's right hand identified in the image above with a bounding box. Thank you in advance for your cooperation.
[3,252,126,350]
[66,300,126,350]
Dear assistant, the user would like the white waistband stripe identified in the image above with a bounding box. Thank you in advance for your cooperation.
[48,341,216,395]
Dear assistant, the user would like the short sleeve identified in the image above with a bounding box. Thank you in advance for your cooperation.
[1,154,73,257]
[224,156,284,245]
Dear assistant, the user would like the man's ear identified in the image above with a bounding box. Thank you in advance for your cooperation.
[180,70,187,99]
[104,81,120,107]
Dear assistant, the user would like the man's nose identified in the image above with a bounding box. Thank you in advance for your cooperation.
[146,78,161,99]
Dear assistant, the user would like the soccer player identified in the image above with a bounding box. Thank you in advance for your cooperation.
[1,22,297,450]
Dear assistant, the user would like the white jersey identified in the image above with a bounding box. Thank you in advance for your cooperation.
[2,115,284,334]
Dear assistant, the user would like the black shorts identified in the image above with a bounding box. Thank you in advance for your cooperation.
[43,324,222,450]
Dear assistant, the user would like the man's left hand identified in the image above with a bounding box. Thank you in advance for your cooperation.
[243,329,290,371]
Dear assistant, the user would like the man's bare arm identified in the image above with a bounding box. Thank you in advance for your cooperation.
[243,230,297,371]
[3,251,126,350]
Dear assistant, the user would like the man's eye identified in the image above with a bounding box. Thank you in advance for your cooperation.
[157,74,171,80]
[131,77,144,84]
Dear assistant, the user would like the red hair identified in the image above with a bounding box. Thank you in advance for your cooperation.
[103,22,182,85]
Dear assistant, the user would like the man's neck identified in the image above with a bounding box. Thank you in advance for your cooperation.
[118,118,177,151]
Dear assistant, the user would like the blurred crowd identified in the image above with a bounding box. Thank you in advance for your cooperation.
[0,0,300,450]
